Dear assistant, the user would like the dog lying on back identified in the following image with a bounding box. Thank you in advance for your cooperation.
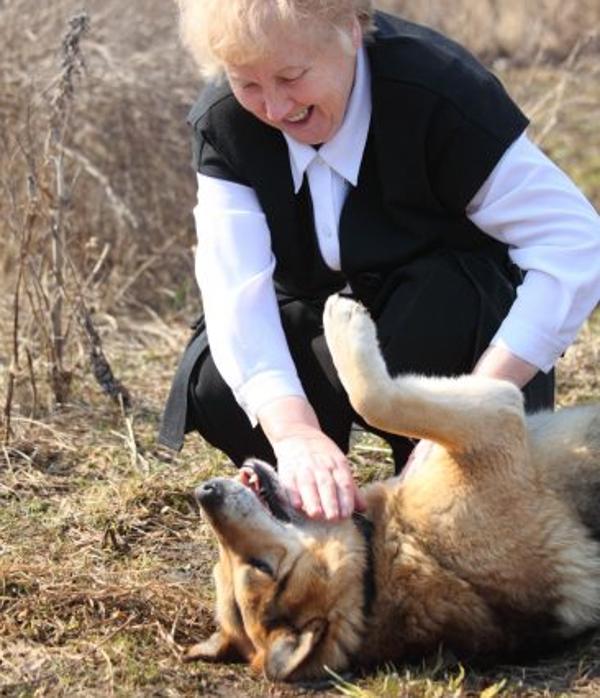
[187,295,600,682]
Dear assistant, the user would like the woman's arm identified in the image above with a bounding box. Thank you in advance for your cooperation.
[471,343,538,387]
[194,173,305,421]
[466,132,600,373]
[404,136,599,477]
[195,174,362,519]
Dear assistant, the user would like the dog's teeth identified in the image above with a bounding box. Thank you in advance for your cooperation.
[238,467,260,491]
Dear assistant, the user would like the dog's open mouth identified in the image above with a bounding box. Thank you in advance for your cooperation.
[238,459,292,523]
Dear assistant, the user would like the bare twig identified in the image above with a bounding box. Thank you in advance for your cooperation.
[25,347,38,421]
[43,14,90,405]
[78,304,131,408]
[3,171,38,446]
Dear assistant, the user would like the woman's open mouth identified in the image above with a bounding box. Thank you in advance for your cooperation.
[284,105,313,126]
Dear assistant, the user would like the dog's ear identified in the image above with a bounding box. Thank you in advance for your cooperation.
[263,618,327,681]
[184,629,244,663]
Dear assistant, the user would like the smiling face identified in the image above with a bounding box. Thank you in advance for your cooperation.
[225,18,361,145]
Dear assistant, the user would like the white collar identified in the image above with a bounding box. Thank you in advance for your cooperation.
[284,44,372,193]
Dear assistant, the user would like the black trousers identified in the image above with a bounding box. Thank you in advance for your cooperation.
[176,252,554,473]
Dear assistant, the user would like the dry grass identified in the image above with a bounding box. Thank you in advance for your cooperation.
[0,315,598,698]
[380,0,600,65]
[1,0,599,696]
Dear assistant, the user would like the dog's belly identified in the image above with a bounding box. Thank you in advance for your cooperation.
[363,492,600,663]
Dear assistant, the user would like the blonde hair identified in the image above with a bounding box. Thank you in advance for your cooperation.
[178,0,374,81]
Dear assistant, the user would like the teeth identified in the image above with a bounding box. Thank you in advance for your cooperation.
[238,467,260,493]
[287,107,309,123]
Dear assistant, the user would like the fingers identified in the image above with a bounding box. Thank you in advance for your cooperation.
[331,461,357,519]
[292,464,322,519]
[282,469,303,511]
[280,457,358,521]
[273,433,362,522]
[281,459,337,520]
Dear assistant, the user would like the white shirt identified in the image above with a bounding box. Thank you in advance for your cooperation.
[194,46,600,425]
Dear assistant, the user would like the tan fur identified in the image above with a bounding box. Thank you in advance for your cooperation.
[188,295,600,682]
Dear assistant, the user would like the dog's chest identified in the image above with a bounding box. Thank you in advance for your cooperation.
[362,517,566,660]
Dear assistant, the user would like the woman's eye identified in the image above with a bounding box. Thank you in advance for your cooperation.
[248,557,273,576]
[280,71,306,84]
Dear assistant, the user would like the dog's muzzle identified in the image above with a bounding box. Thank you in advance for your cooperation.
[194,480,224,510]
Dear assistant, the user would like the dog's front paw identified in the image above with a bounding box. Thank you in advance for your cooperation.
[323,295,382,388]
[184,630,240,663]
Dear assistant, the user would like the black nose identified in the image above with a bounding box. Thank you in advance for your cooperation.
[194,480,223,509]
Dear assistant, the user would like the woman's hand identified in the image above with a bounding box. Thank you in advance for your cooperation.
[273,429,365,520]
[472,343,539,388]
[258,396,366,520]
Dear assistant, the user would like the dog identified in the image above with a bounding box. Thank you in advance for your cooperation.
[187,295,600,682]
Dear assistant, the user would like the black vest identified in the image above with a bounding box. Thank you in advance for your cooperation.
[187,11,528,308]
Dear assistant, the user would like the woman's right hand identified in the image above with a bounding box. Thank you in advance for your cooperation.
[258,396,366,520]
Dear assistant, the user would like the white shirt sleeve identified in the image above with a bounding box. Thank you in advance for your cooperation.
[466,133,600,372]
[194,173,306,425]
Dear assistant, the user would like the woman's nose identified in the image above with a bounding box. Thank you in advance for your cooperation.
[263,88,292,123]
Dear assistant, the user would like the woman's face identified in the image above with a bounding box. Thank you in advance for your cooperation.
[225,18,361,145]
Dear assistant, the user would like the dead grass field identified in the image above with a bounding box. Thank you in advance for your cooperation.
[1,1,599,696]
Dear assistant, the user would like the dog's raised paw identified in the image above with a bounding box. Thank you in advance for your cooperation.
[323,294,381,385]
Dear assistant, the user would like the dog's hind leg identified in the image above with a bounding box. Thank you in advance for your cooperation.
[323,295,527,462]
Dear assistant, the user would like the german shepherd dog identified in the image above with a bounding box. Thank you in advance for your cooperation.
[187,295,600,682]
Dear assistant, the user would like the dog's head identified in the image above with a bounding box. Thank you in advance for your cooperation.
[188,459,371,682]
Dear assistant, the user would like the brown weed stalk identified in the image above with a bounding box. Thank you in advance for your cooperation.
[45,13,89,404]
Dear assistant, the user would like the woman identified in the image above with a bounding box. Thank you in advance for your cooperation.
[161,0,600,521]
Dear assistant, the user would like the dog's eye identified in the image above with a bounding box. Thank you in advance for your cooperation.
[248,557,273,576]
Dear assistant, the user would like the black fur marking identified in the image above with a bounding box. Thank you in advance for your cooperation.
[352,512,376,619]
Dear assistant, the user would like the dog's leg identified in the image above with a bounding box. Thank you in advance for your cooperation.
[184,629,243,663]
[323,295,526,461]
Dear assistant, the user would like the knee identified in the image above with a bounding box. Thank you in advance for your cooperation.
[188,357,274,466]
